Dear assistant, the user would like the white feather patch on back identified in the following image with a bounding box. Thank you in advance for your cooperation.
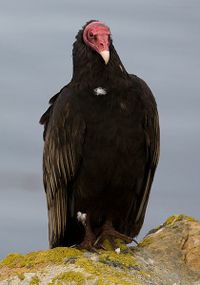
[94,87,107,96]
[77,211,87,226]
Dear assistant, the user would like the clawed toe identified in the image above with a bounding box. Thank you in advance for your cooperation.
[77,241,98,253]
[102,229,132,243]
[94,228,133,250]
[132,238,138,245]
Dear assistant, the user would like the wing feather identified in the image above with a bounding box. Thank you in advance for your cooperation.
[40,88,86,247]
[135,109,160,224]
[126,76,160,236]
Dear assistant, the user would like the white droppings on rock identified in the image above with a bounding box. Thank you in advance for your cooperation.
[94,87,107,96]
[148,258,155,265]
[115,248,121,254]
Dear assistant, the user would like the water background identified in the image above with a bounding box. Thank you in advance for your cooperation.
[0,0,199,258]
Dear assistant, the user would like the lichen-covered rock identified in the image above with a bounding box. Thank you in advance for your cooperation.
[0,215,199,285]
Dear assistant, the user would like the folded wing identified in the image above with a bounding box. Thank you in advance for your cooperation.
[40,87,86,247]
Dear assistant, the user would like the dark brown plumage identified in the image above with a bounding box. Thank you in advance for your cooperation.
[40,20,160,249]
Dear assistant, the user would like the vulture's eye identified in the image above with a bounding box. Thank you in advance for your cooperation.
[89,32,97,41]
[89,32,94,38]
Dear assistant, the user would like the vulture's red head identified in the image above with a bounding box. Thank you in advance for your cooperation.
[83,21,111,65]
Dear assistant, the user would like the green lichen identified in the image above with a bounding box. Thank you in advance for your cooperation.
[48,271,85,285]
[101,239,113,251]
[0,253,24,268]
[114,239,130,251]
[143,214,198,244]
[0,247,82,281]
[29,275,40,285]
[75,253,139,285]
[0,247,152,284]
[0,247,82,270]
[17,272,25,280]
[101,238,130,252]
[138,235,154,248]
[99,250,137,268]
[164,214,198,226]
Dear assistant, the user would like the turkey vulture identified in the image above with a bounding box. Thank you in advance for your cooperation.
[40,20,160,250]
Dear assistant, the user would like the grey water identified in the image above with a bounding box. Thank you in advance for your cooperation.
[0,1,199,259]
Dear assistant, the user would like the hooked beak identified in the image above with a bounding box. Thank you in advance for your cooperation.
[99,50,110,65]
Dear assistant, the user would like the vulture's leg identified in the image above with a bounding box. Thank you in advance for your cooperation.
[95,220,132,249]
[77,212,96,251]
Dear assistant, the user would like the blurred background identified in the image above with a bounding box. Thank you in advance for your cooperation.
[0,0,199,259]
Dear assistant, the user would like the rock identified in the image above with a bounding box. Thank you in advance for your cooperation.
[0,215,200,285]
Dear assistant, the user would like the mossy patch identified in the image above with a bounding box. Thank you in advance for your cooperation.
[17,272,25,280]
[0,247,82,280]
[164,214,198,226]
[48,271,85,285]
[75,252,141,285]
[138,235,154,248]
[114,239,130,251]
[139,214,199,248]
[144,214,198,240]
[30,275,40,285]
[0,247,82,270]
[99,250,138,268]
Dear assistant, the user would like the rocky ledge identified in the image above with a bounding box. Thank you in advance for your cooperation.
[0,215,200,285]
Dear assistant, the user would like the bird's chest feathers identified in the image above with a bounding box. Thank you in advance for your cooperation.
[80,86,144,161]
[91,86,130,113]
[84,88,139,138]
